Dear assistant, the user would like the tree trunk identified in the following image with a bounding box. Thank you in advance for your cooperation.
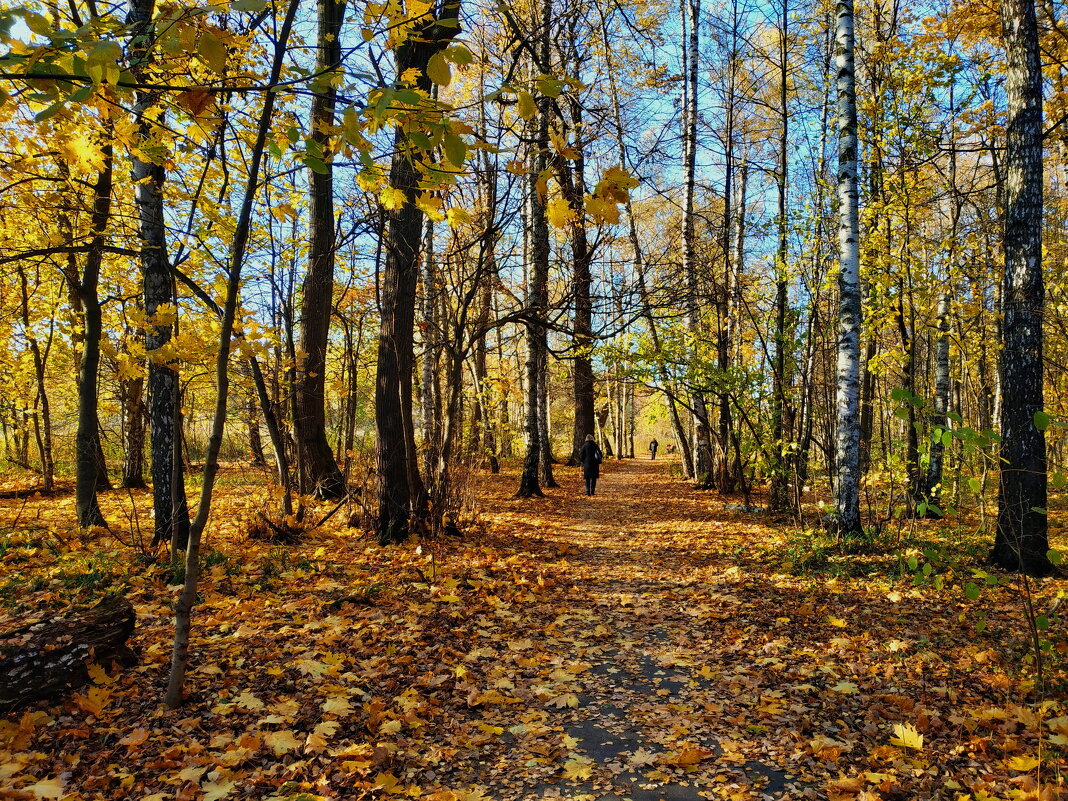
[294,0,347,499]
[769,0,792,511]
[991,0,1052,575]
[128,0,189,548]
[376,7,459,537]
[165,1,296,705]
[682,0,715,485]
[75,146,113,530]
[120,371,147,490]
[831,0,863,537]
[922,293,951,515]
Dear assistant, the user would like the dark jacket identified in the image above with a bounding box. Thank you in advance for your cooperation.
[579,441,603,478]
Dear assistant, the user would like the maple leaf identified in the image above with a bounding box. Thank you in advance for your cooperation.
[628,748,658,767]
[233,691,264,711]
[562,756,594,781]
[551,692,580,709]
[201,778,236,801]
[72,686,110,716]
[264,730,301,755]
[26,777,64,799]
[1006,755,1040,772]
[889,723,923,750]
[322,695,354,716]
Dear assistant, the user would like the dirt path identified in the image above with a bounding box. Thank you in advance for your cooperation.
[438,458,802,801]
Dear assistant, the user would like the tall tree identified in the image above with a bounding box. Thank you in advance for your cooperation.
[375,0,461,540]
[294,0,347,499]
[831,0,863,537]
[516,0,553,498]
[990,0,1053,575]
[128,0,191,550]
[682,0,715,485]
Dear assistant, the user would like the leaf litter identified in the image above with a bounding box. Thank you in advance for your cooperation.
[0,459,1064,800]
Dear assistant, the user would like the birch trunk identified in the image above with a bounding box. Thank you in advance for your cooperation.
[831,0,863,537]
[991,0,1052,575]
[682,0,715,485]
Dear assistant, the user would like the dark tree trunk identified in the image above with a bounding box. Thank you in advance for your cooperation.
[120,372,147,489]
[991,0,1052,575]
[128,0,189,548]
[376,5,459,539]
[75,146,114,530]
[295,0,347,499]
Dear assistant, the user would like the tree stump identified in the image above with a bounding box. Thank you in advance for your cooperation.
[0,594,136,714]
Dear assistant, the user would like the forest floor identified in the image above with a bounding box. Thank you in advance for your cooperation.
[0,457,1066,800]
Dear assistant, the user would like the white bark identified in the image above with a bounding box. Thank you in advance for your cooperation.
[832,0,862,536]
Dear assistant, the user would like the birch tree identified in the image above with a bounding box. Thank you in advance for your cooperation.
[990,0,1053,575]
[831,0,862,537]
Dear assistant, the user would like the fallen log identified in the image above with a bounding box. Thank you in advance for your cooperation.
[0,595,137,714]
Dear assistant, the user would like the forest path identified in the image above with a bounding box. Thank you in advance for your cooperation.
[447,458,801,800]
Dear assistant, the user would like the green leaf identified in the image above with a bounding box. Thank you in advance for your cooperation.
[1048,549,1064,566]
[443,133,466,167]
[965,582,980,601]
[967,477,981,493]
[1035,615,1049,630]
[1034,411,1051,431]
[304,155,329,175]
[907,555,918,571]
[446,43,473,64]
[34,101,64,122]
[199,29,227,73]
[942,430,953,447]
[427,52,451,86]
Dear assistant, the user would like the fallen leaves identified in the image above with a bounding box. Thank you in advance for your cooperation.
[0,461,1064,801]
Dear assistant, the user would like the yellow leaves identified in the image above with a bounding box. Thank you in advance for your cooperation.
[87,662,117,685]
[583,194,619,225]
[263,729,301,756]
[176,88,215,120]
[1006,755,1041,772]
[118,728,150,747]
[232,690,264,711]
[380,186,407,211]
[662,746,712,767]
[831,680,859,694]
[322,694,354,716]
[628,747,658,767]
[379,718,403,735]
[85,41,121,85]
[201,776,236,801]
[58,133,104,173]
[546,196,575,229]
[549,691,579,708]
[25,776,65,799]
[561,755,594,781]
[197,28,228,74]
[517,90,536,121]
[889,722,923,750]
[446,207,471,228]
[72,686,110,716]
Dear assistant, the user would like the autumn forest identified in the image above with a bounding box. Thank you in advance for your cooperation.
[0,0,1066,797]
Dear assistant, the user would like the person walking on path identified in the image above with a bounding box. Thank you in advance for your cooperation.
[579,434,603,496]
[649,439,659,460]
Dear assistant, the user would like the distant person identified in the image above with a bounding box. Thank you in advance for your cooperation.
[649,438,659,460]
[579,434,603,496]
